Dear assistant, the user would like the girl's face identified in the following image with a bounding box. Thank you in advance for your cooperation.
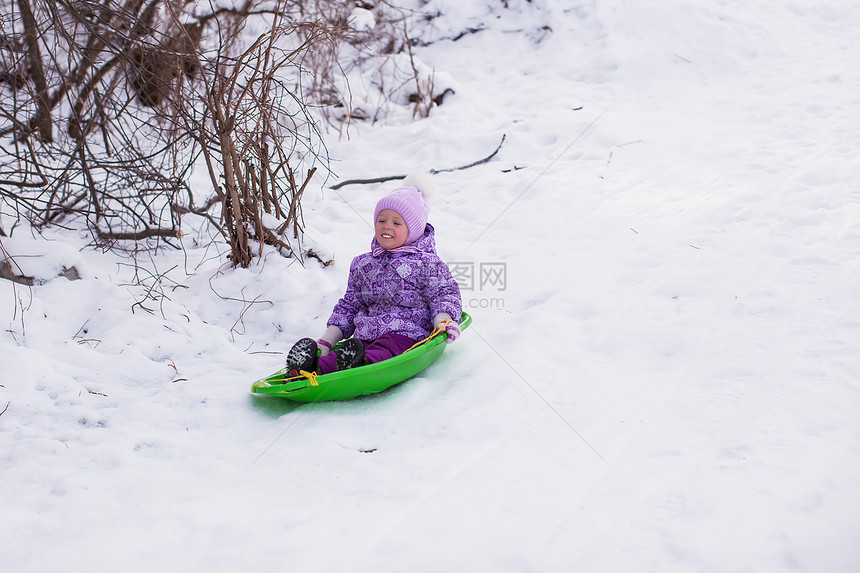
[375,209,409,250]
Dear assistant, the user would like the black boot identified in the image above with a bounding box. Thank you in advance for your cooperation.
[286,337,318,375]
[336,338,365,371]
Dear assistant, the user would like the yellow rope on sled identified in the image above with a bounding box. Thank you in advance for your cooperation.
[300,370,320,386]
[278,370,319,385]
[405,319,453,352]
[272,369,319,386]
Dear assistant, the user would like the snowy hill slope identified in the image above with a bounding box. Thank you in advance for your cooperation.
[2,1,859,571]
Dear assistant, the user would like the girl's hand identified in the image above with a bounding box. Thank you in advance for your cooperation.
[434,314,460,344]
[443,321,461,344]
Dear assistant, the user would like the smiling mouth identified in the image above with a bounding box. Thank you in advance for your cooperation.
[381,233,393,239]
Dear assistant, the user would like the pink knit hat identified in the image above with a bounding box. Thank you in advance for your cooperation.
[374,185,430,245]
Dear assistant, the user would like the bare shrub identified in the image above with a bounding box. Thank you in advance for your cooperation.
[188,19,331,266]
[0,0,456,268]
[0,0,339,267]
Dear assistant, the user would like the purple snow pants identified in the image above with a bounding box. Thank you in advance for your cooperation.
[317,332,418,375]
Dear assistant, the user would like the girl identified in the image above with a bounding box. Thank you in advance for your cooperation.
[286,178,462,376]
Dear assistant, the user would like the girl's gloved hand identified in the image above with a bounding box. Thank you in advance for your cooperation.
[443,321,461,343]
[434,314,460,344]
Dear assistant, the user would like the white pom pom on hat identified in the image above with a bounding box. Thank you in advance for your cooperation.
[400,169,436,200]
[373,170,435,245]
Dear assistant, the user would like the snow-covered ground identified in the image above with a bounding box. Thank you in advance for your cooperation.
[2,1,859,571]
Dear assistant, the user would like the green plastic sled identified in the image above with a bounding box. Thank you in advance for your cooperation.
[251,312,471,402]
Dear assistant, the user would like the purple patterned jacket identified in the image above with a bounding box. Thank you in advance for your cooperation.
[327,224,462,342]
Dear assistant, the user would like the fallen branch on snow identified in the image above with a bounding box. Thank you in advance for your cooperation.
[330,134,506,190]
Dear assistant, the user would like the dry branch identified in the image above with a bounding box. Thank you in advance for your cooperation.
[329,134,506,190]
[96,227,181,241]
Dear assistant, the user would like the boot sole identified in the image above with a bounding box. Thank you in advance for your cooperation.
[287,337,318,373]
[336,339,365,371]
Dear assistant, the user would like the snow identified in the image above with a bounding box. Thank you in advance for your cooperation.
[350,8,376,32]
[2,1,860,571]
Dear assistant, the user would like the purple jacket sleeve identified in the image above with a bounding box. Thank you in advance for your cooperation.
[423,255,462,324]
